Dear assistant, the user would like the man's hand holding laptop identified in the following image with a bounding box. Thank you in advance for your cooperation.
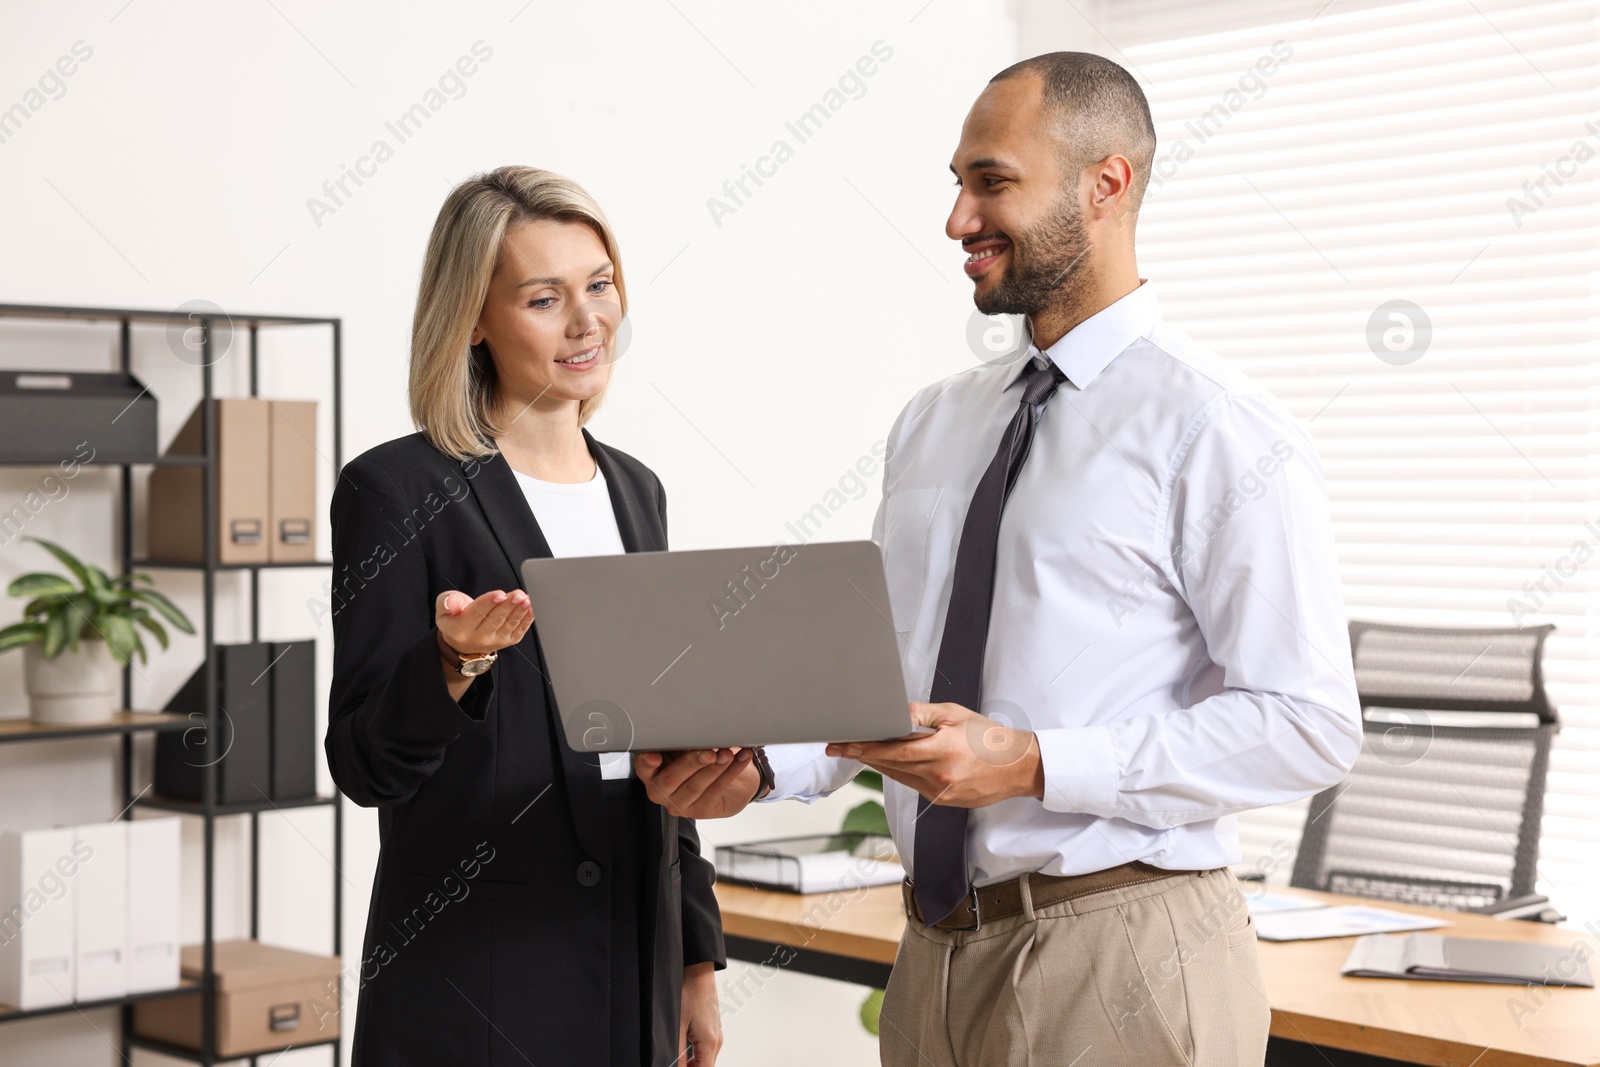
[828,700,1044,807]
[636,700,1043,818]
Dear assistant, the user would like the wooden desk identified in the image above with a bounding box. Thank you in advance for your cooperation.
[714,882,1600,1066]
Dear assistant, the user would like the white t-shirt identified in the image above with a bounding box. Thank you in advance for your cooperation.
[513,463,630,778]
[512,464,626,559]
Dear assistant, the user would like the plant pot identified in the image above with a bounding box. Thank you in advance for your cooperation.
[24,639,119,725]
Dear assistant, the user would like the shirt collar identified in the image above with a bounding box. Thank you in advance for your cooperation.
[1007,280,1160,392]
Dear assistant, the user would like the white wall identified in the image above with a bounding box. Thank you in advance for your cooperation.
[0,2,1029,1064]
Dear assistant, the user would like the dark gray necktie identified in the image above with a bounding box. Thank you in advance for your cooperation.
[913,360,1065,926]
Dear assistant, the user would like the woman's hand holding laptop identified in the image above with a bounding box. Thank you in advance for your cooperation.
[635,748,760,819]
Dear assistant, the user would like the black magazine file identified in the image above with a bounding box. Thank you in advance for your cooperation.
[154,640,319,803]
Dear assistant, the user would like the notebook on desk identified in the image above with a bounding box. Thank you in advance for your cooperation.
[1342,933,1594,987]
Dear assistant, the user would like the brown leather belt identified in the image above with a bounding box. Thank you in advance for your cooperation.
[902,861,1205,931]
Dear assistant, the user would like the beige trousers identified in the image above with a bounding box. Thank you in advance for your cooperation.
[878,867,1270,1067]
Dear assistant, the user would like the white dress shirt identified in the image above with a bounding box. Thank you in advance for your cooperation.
[514,464,631,779]
[762,281,1362,886]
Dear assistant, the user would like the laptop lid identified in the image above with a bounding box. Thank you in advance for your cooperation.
[521,540,913,753]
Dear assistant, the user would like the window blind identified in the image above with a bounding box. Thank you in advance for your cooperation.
[1100,0,1600,918]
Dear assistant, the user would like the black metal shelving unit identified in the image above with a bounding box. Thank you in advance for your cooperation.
[0,302,343,1066]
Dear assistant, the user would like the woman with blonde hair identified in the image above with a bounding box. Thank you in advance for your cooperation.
[327,166,747,1065]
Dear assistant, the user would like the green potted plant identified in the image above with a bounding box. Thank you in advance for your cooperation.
[0,537,194,725]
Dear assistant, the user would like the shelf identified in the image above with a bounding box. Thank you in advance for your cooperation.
[0,454,207,469]
[0,711,189,745]
[0,303,337,327]
[131,558,333,571]
[0,300,344,1060]
[0,978,198,1024]
[127,1031,339,1062]
[136,793,336,816]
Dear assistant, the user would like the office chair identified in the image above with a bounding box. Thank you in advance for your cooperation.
[1288,621,1561,921]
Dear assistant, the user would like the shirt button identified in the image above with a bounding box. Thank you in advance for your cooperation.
[575,860,603,887]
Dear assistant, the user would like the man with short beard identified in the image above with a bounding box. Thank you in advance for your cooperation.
[638,52,1361,1066]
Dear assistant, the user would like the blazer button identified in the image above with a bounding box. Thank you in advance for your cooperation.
[575,860,603,887]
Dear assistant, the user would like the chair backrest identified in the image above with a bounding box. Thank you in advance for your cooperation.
[1289,622,1558,908]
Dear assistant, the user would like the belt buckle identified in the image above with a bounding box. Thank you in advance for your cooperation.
[905,882,982,932]
[943,885,982,932]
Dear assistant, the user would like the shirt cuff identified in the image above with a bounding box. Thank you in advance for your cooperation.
[1035,726,1119,815]
[756,742,829,803]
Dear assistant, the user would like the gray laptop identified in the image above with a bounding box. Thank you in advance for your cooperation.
[520,540,914,753]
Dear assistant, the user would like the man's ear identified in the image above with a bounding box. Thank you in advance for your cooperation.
[1087,154,1135,223]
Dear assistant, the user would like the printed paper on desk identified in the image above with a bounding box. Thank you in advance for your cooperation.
[1253,904,1448,942]
[1245,890,1328,917]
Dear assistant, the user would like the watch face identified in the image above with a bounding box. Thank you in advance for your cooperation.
[460,656,494,677]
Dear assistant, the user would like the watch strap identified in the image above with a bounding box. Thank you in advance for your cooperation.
[749,745,775,802]
[436,629,495,674]
[435,628,463,670]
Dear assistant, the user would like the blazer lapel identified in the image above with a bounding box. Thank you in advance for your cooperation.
[587,429,666,553]
[462,451,552,587]
[461,451,609,867]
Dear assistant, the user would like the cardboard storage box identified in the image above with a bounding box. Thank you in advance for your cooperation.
[267,400,317,562]
[147,397,319,564]
[147,398,270,564]
[133,940,340,1058]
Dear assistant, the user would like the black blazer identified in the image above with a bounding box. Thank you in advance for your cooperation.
[326,429,724,1066]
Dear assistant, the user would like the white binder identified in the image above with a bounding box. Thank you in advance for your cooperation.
[0,827,78,1009]
[72,822,128,1002]
[125,818,181,994]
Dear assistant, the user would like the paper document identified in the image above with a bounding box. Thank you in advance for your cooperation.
[1245,890,1327,916]
[1253,904,1448,942]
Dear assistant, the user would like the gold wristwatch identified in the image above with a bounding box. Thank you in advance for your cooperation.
[436,629,498,677]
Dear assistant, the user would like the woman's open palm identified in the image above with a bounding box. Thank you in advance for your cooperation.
[435,589,534,653]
